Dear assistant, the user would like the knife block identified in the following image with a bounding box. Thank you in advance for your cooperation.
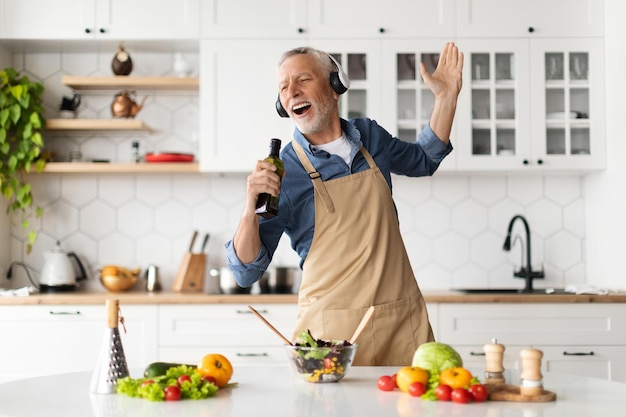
[172,253,206,292]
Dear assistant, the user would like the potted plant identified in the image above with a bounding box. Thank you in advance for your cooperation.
[0,67,46,253]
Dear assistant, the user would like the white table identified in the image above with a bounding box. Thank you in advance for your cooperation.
[0,366,624,416]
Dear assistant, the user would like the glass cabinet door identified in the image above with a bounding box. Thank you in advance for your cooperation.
[319,40,383,125]
[455,40,531,170]
[380,40,457,170]
[530,38,605,170]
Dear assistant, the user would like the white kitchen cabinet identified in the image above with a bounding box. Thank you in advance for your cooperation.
[199,40,296,172]
[379,39,461,171]
[199,39,383,172]
[455,0,604,38]
[199,0,454,40]
[307,0,455,39]
[0,304,158,383]
[455,37,605,171]
[436,303,626,383]
[158,304,298,367]
[0,0,200,40]
[200,0,308,39]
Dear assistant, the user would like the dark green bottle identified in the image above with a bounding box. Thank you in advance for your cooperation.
[255,138,283,218]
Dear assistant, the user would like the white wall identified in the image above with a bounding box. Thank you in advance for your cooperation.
[584,0,626,289]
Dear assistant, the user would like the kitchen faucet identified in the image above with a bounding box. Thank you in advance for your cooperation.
[502,215,544,292]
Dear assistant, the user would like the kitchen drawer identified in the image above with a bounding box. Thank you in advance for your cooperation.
[158,304,298,347]
[438,303,626,346]
[0,305,158,382]
[159,346,289,367]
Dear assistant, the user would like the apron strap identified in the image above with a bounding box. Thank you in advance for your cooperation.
[293,141,335,213]
[292,140,377,214]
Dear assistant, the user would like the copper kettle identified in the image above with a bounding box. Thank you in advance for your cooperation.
[111,90,147,118]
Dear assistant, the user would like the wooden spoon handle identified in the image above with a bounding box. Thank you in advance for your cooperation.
[350,305,375,345]
[248,305,293,346]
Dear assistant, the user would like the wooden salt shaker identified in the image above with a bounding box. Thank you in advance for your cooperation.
[520,348,544,396]
[483,338,506,384]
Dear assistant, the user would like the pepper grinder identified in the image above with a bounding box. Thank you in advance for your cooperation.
[483,338,506,384]
[520,348,544,396]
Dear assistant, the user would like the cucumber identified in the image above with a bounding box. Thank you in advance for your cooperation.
[143,362,196,378]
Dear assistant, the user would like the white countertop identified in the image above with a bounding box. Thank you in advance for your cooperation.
[0,366,624,416]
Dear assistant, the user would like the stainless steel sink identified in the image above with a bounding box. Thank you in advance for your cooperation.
[455,288,571,295]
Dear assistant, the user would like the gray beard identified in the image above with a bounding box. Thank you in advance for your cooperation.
[294,95,338,136]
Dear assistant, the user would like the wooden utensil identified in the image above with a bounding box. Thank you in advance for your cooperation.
[248,305,293,346]
[349,305,375,345]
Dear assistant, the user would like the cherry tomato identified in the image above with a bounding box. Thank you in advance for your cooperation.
[408,382,426,397]
[177,374,191,386]
[377,375,395,391]
[202,375,217,385]
[435,384,452,401]
[141,379,155,388]
[164,385,182,401]
[391,373,398,388]
[469,384,488,402]
[451,387,471,404]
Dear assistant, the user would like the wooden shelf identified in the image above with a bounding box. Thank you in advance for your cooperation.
[42,162,200,174]
[62,76,199,91]
[46,118,151,131]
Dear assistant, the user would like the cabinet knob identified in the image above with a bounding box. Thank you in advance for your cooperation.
[379,27,385,33]
[297,27,304,34]
[99,28,106,34]
[528,27,535,33]
[537,159,543,165]
[523,159,529,165]
[85,28,91,34]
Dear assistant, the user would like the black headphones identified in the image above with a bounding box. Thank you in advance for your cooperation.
[275,52,350,118]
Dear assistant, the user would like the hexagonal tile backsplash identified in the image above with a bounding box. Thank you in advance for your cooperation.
[3,51,586,293]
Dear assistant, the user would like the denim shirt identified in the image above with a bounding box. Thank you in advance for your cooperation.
[224,117,452,287]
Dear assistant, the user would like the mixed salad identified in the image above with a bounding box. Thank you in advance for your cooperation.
[288,329,356,383]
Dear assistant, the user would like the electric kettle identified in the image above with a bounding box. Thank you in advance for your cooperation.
[39,241,87,292]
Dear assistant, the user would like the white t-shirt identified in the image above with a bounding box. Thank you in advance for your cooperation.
[316,133,352,165]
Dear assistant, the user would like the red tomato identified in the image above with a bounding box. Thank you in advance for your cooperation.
[164,385,182,401]
[451,387,471,404]
[408,382,426,397]
[140,379,154,387]
[435,384,452,401]
[377,375,395,391]
[391,373,398,388]
[202,375,217,385]
[469,384,488,402]
[177,374,191,386]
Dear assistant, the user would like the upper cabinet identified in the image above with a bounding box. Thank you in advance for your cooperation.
[455,0,604,38]
[307,0,455,39]
[200,0,307,39]
[0,0,200,40]
[199,0,454,40]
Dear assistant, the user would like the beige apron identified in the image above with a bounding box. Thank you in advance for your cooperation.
[292,141,434,366]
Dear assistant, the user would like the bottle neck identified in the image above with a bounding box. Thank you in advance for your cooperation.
[269,139,281,158]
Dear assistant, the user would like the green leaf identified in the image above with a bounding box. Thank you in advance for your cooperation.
[32,131,43,147]
[9,103,20,125]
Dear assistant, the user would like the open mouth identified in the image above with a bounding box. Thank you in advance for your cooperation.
[292,102,311,116]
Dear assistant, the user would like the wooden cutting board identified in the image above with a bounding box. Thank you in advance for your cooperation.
[486,383,557,402]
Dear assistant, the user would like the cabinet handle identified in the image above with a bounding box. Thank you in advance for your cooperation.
[537,159,543,165]
[563,351,594,356]
[236,309,267,314]
[236,352,269,357]
[379,27,386,33]
[49,310,81,315]
[84,28,92,34]
[297,27,304,34]
[469,352,486,356]
[523,159,529,165]
[528,27,535,33]
[99,28,106,34]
